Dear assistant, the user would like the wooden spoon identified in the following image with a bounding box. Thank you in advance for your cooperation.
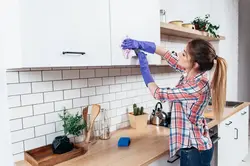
[84,104,101,143]
[82,106,88,136]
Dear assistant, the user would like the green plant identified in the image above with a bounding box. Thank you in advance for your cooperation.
[133,104,144,116]
[59,108,86,137]
[191,14,220,38]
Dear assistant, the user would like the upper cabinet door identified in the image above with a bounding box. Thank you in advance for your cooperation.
[10,0,111,68]
[110,0,161,66]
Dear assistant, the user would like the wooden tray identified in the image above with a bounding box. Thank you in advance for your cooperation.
[24,144,86,166]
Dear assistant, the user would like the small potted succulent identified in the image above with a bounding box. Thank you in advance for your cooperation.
[128,104,148,130]
[52,108,86,154]
[191,14,220,38]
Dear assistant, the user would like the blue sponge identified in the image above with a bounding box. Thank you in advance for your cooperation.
[118,137,131,147]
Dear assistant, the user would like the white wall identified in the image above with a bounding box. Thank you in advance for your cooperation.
[238,0,250,102]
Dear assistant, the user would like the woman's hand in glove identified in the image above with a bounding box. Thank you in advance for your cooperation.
[121,38,156,54]
[136,50,155,86]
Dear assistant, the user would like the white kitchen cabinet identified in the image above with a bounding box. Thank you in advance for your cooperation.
[110,0,161,66]
[3,0,111,68]
[218,106,249,166]
[234,107,249,164]
[218,115,235,166]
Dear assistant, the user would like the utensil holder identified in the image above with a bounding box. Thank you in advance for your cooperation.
[99,108,111,140]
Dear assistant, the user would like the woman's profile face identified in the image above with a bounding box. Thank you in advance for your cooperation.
[176,45,194,71]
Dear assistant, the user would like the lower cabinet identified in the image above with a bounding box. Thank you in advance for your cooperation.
[218,106,249,166]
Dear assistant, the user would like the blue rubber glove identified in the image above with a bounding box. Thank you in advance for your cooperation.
[135,50,155,86]
[121,38,156,54]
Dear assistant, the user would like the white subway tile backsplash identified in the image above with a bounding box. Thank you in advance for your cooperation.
[46,131,64,144]
[43,71,62,81]
[10,119,23,131]
[6,72,19,83]
[63,70,79,80]
[103,77,115,85]
[72,79,87,89]
[110,100,122,109]
[55,100,73,111]
[53,80,71,91]
[103,93,116,102]
[44,91,63,102]
[8,96,21,108]
[80,69,95,78]
[110,84,121,93]
[35,123,55,137]
[81,87,95,97]
[122,98,133,107]
[64,89,80,99]
[126,90,137,98]
[13,153,24,162]
[96,86,109,95]
[7,83,31,96]
[111,116,122,126]
[7,63,177,154]
[12,142,24,154]
[33,103,54,115]
[21,93,43,106]
[109,68,121,76]
[68,108,81,115]
[132,82,141,89]
[20,71,42,82]
[45,111,63,123]
[56,121,64,132]
[127,75,137,82]
[32,82,52,93]
[73,97,88,108]
[23,115,45,128]
[117,107,128,116]
[88,78,102,87]
[10,106,33,120]
[115,76,127,84]
[107,109,117,118]
[89,95,102,104]
[115,92,127,100]
[24,136,46,151]
[122,83,132,91]
[11,128,34,143]
[96,69,109,77]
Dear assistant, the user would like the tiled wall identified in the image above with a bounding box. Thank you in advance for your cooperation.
[7,35,190,162]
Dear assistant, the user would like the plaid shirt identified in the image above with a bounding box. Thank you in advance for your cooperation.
[152,51,213,158]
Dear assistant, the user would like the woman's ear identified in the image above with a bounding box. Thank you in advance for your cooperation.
[193,62,200,70]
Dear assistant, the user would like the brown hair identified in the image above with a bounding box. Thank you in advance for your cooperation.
[187,38,227,121]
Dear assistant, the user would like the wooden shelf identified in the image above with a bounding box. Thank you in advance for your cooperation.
[160,22,225,41]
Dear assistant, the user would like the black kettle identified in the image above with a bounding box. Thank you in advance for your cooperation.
[150,102,169,127]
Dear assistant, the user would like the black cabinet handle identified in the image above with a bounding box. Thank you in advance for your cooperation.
[234,128,238,140]
[226,121,232,126]
[62,51,85,55]
[241,111,247,115]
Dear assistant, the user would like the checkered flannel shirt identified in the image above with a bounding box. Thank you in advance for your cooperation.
[151,51,213,157]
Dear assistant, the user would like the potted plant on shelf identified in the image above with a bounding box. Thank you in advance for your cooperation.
[191,14,220,38]
[52,108,86,154]
[128,104,148,130]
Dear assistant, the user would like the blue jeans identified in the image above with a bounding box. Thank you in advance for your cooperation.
[179,146,214,166]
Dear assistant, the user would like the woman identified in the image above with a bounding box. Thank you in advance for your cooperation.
[121,38,227,166]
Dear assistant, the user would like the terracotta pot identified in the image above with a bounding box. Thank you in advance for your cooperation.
[128,112,148,130]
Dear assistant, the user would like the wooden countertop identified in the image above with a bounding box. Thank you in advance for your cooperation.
[15,102,250,166]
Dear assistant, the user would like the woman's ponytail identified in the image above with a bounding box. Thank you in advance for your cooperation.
[211,57,228,121]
